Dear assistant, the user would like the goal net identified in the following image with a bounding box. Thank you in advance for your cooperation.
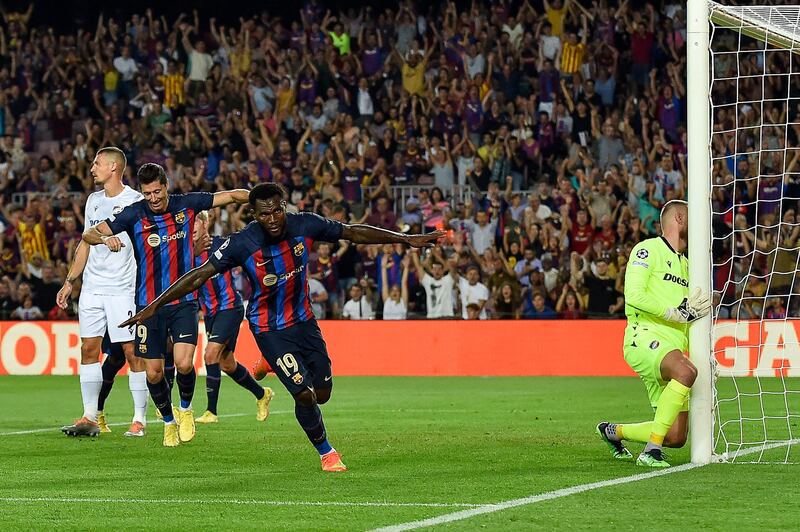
[705,0,800,463]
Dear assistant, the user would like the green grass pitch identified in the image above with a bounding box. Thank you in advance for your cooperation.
[0,375,798,530]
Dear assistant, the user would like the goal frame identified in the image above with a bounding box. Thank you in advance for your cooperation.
[687,0,713,465]
[687,0,800,464]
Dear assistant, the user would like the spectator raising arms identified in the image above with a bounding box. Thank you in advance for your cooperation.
[381,254,409,320]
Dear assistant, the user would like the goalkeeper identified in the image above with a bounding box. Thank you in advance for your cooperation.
[597,200,711,468]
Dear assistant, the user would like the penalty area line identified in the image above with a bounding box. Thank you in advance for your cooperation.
[372,439,799,531]
[0,496,484,509]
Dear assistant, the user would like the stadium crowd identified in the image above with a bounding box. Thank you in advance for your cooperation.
[0,0,702,320]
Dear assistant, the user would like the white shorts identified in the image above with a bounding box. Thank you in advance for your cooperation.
[79,293,136,343]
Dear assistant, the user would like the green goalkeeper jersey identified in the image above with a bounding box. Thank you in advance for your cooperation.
[624,236,690,350]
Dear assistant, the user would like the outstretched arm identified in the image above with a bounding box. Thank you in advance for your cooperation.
[212,189,250,208]
[82,220,125,251]
[341,224,443,247]
[120,261,219,327]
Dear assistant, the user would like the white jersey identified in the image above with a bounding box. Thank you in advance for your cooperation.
[421,274,455,318]
[382,298,407,320]
[458,277,489,319]
[82,185,143,296]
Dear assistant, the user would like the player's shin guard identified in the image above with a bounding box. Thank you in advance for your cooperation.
[649,380,691,448]
[97,355,125,411]
[295,403,331,454]
[227,363,265,399]
[205,363,221,415]
[128,371,148,424]
[147,377,175,423]
[79,362,103,422]
[618,422,652,443]
[176,368,196,410]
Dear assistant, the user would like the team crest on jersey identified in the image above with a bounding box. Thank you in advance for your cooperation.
[175,211,186,225]
[139,344,147,354]
[112,205,124,215]
[667,260,672,268]
[292,373,303,385]
[636,249,649,259]
[293,242,305,256]
[147,234,161,247]
[650,341,659,350]
[263,273,278,286]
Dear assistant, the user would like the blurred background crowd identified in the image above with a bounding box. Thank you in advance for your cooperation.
[0,0,775,321]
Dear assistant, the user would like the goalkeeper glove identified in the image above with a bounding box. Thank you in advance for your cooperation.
[663,287,711,323]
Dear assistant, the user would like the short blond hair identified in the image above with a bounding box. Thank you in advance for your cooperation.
[660,200,687,228]
[97,146,127,175]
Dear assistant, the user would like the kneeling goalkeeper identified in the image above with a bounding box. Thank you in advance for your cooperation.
[597,200,711,468]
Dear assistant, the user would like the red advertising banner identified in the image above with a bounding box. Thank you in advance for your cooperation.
[0,320,797,377]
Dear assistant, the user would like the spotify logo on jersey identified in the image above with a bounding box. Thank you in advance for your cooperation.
[147,231,187,247]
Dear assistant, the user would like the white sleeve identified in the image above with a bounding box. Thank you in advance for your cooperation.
[458,277,468,291]
[84,194,94,230]
[478,284,489,301]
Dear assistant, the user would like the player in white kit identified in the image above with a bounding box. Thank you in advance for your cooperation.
[58,147,148,437]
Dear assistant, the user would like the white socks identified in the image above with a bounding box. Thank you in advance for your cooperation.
[79,363,102,422]
[128,371,148,425]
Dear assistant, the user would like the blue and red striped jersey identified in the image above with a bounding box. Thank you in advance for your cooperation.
[107,192,214,307]
[196,235,243,317]
[208,212,344,333]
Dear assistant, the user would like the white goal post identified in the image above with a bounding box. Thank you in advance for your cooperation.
[689,0,800,464]
[687,0,713,466]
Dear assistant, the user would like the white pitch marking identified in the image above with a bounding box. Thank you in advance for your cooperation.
[0,497,483,509]
[372,439,799,531]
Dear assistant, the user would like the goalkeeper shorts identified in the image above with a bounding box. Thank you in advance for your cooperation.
[623,331,690,412]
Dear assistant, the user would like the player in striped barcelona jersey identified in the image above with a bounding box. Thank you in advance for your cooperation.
[596,201,711,467]
[192,211,275,424]
[83,163,250,447]
[123,183,445,471]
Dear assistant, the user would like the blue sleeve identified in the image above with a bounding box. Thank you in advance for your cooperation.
[184,192,215,212]
[208,234,240,273]
[299,213,344,242]
[106,203,138,235]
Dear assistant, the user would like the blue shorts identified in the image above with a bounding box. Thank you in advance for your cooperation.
[205,307,244,352]
[252,319,332,396]
[135,301,199,359]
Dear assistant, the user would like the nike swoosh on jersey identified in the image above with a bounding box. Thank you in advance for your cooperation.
[324,375,332,381]
[256,259,272,266]
[178,333,192,338]
[208,334,219,339]
[142,224,156,230]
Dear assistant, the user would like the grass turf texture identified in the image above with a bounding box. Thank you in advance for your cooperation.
[0,376,798,530]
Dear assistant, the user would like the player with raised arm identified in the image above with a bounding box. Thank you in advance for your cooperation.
[58,147,148,438]
[192,211,275,424]
[596,200,711,467]
[83,163,249,447]
[122,183,443,471]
